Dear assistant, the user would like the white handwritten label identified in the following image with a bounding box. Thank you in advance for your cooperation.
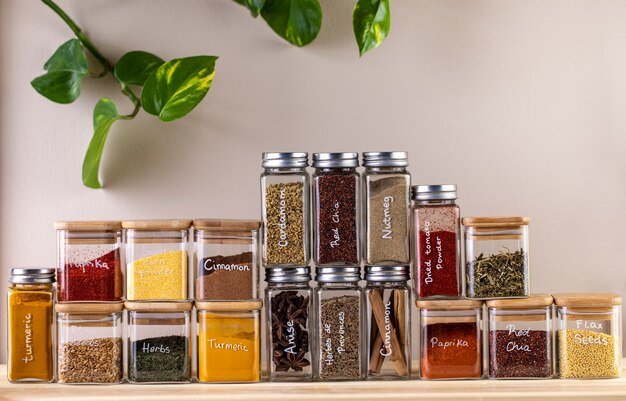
[504,324,532,352]
[277,188,288,247]
[142,343,170,354]
[203,258,250,272]
[207,339,249,352]
[380,301,393,356]
[430,336,469,349]
[284,320,298,354]
[575,320,603,330]
[22,313,33,364]
[381,196,394,239]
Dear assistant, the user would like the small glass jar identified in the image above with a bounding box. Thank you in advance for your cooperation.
[312,153,360,267]
[7,268,55,383]
[463,217,530,299]
[487,294,553,379]
[362,152,411,266]
[265,267,313,382]
[260,152,310,268]
[56,302,124,384]
[364,265,411,380]
[417,299,483,380]
[123,219,191,301]
[554,293,622,379]
[193,219,260,301]
[314,267,364,381]
[196,300,262,383]
[126,301,192,383]
[412,185,461,299]
[56,221,123,302]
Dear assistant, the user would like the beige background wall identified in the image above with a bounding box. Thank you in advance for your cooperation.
[1,0,626,363]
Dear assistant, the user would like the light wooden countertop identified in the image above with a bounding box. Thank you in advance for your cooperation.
[2,364,626,401]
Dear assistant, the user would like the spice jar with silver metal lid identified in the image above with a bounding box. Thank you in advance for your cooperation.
[261,152,310,268]
[362,152,411,266]
[412,185,461,299]
[314,266,364,381]
[7,268,55,383]
[265,267,313,381]
[364,265,411,380]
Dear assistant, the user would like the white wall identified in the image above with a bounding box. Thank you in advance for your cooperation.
[1,0,626,363]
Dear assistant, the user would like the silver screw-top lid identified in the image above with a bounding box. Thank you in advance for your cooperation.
[365,265,410,282]
[316,266,361,283]
[362,151,408,167]
[9,268,56,284]
[312,152,359,168]
[262,152,309,168]
[412,184,458,201]
[265,267,311,283]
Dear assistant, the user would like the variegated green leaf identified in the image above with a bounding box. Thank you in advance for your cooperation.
[82,98,121,189]
[353,0,390,56]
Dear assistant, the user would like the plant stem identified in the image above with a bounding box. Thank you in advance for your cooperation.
[121,85,141,119]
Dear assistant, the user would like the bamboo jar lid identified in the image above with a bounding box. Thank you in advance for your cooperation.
[124,301,193,312]
[193,219,260,233]
[486,294,553,309]
[54,221,122,231]
[55,302,124,313]
[553,293,622,307]
[122,219,192,230]
[462,216,530,228]
[195,300,263,312]
[416,299,484,310]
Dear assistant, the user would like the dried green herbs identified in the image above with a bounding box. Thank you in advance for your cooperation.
[128,335,190,383]
[466,249,528,298]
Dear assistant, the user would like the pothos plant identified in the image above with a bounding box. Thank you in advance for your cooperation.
[33,0,390,189]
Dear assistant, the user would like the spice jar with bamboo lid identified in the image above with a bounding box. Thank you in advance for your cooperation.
[314,266,364,381]
[417,298,483,380]
[7,268,55,383]
[193,219,260,301]
[56,302,124,384]
[55,220,123,302]
[463,216,530,299]
[486,294,553,379]
[364,265,411,380]
[196,300,263,383]
[553,293,622,379]
[126,301,192,383]
[123,219,191,301]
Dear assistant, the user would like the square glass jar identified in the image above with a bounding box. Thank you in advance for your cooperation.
[126,301,192,383]
[196,300,262,383]
[417,299,483,380]
[56,302,124,384]
[56,221,123,302]
[123,220,191,301]
[193,219,260,301]
[463,217,530,299]
[554,293,622,379]
[487,294,553,379]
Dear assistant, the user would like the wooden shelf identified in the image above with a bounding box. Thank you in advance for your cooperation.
[2,364,626,401]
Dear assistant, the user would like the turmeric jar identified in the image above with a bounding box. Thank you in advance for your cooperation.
[7,268,55,383]
[196,300,262,383]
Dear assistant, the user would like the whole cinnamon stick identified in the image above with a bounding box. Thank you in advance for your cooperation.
[368,291,408,376]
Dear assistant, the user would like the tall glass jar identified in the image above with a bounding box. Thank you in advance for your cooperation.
[260,152,310,268]
[265,267,313,381]
[196,300,262,383]
[417,299,483,380]
[56,221,122,302]
[463,217,530,299]
[123,219,191,301]
[126,301,192,383]
[56,302,124,384]
[487,294,553,379]
[7,268,55,383]
[362,152,411,266]
[412,185,461,299]
[312,153,360,267]
[364,265,411,380]
[193,219,260,301]
[554,293,622,379]
[314,267,364,381]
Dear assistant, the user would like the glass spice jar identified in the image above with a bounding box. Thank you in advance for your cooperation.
[265,267,313,382]
[314,267,364,381]
[55,221,123,302]
[196,300,262,383]
[312,152,360,267]
[417,298,483,380]
[487,294,553,379]
[123,219,191,301]
[412,185,461,299]
[260,152,310,268]
[56,302,124,384]
[554,293,622,379]
[7,268,55,383]
[193,219,260,301]
[126,301,192,383]
[463,217,530,299]
[362,152,411,266]
[364,265,411,380]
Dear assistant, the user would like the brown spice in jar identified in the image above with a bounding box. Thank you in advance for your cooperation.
[196,252,254,300]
